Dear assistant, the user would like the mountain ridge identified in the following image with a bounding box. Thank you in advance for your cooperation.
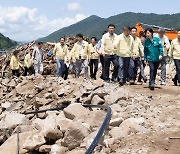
[38,12,180,42]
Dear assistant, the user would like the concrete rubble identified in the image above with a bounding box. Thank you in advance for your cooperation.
[0,74,179,154]
[0,39,179,154]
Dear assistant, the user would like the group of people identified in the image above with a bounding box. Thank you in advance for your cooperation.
[10,24,180,90]
[10,42,44,77]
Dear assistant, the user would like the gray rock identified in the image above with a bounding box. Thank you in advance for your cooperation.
[63,104,90,120]
[91,95,105,105]
[61,121,89,150]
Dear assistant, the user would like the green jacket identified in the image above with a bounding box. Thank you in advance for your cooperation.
[144,37,163,62]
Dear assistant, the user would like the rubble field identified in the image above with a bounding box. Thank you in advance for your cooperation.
[0,73,179,154]
[0,40,179,154]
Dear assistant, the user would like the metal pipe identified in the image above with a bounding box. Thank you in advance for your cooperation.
[82,104,112,154]
[24,105,67,115]
[16,127,20,154]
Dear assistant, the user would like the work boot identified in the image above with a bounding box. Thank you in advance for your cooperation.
[149,84,155,91]
[119,79,124,86]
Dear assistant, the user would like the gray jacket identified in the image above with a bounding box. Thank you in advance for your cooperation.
[32,46,43,65]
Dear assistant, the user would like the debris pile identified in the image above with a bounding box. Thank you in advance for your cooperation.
[0,36,82,77]
[0,75,179,154]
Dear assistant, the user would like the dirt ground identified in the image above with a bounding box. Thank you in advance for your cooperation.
[110,82,180,154]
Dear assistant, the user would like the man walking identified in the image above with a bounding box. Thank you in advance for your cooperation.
[71,34,90,79]
[96,31,107,80]
[24,48,34,76]
[52,37,69,78]
[156,28,170,85]
[129,27,146,84]
[89,37,99,80]
[101,24,118,82]
[32,42,44,75]
[169,30,180,86]
[114,26,134,86]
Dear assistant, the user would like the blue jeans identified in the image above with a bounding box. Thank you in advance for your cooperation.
[128,58,140,81]
[118,57,130,82]
[56,59,64,77]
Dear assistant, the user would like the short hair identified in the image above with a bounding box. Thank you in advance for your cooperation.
[177,29,180,33]
[38,42,43,45]
[60,37,66,41]
[108,24,115,28]
[131,27,137,31]
[144,28,154,36]
[91,37,97,41]
[13,49,20,55]
[76,33,83,38]
[158,28,165,33]
[123,26,131,31]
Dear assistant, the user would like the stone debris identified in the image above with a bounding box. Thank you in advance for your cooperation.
[0,74,179,154]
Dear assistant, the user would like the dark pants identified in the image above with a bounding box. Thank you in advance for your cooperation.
[149,62,159,86]
[100,55,105,79]
[104,54,118,81]
[89,59,99,79]
[62,64,69,80]
[12,69,20,77]
[118,57,130,83]
[23,66,35,76]
[128,58,141,81]
[174,59,180,84]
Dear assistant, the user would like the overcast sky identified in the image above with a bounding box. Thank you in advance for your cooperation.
[0,0,179,41]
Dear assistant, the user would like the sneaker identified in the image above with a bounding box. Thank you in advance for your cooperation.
[161,82,166,85]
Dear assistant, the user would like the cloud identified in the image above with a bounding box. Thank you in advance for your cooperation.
[0,5,86,41]
[67,2,80,11]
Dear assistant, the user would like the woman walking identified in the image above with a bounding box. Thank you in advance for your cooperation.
[144,28,163,90]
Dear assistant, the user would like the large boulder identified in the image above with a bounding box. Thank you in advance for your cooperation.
[32,113,57,131]
[0,112,29,129]
[23,132,46,151]
[16,80,35,96]
[63,104,90,120]
[0,131,37,154]
[61,121,90,150]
